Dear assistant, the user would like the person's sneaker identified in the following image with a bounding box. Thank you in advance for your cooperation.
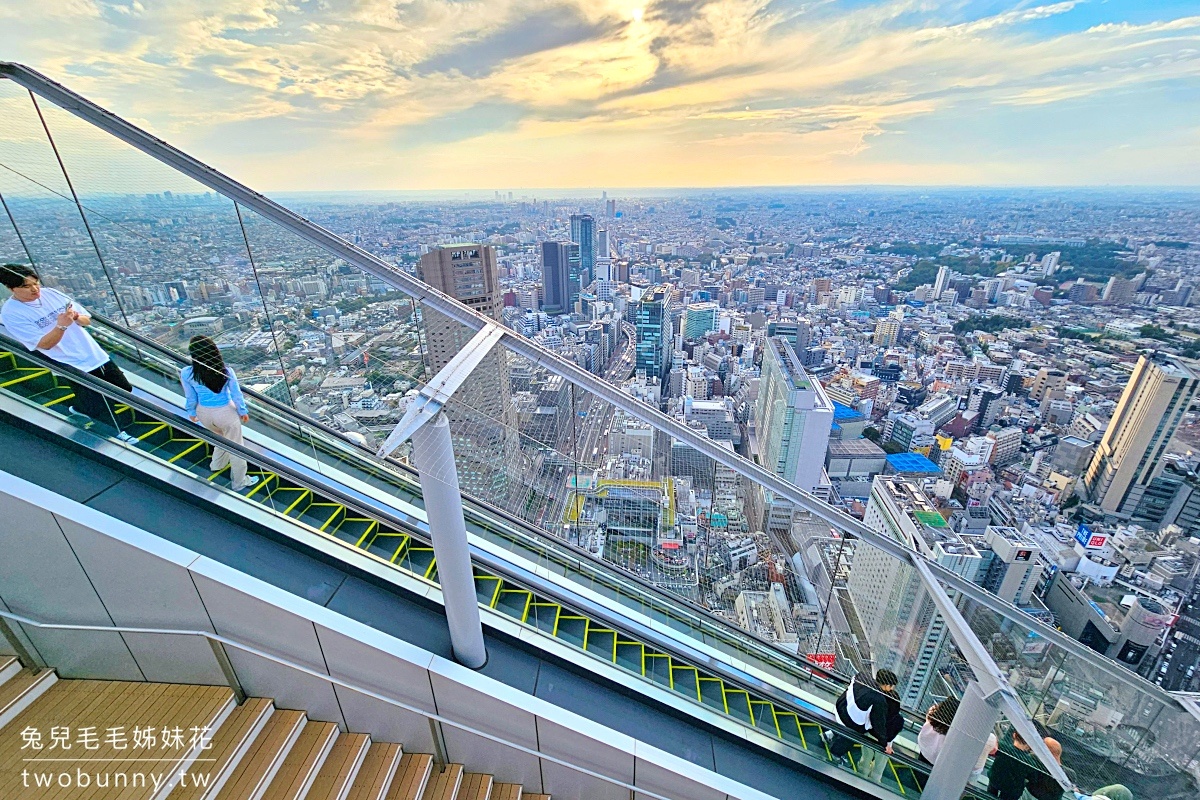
[115,430,137,443]
[67,406,81,416]
[235,475,261,491]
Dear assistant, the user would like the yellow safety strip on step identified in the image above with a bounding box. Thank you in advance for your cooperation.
[282,489,312,515]
[751,701,781,737]
[167,440,205,463]
[0,368,49,388]
[669,664,702,701]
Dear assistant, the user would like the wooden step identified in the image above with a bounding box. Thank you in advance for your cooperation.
[0,656,21,687]
[168,697,275,800]
[456,772,493,800]
[307,732,371,800]
[522,795,550,800]
[0,678,234,800]
[489,786,521,800]
[0,668,57,730]
[385,753,433,800]
[417,764,461,800]
[214,709,306,800]
[262,720,339,800]
[345,743,403,800]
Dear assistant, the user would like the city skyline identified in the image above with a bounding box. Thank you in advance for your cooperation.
[3,1,1199,190]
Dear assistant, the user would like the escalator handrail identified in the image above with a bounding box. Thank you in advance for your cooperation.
[0,332,960,790]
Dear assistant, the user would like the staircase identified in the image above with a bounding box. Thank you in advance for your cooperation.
[0,658,551,800]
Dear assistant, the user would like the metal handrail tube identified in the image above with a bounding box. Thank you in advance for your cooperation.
[0,60,1172,708]
[0,608,678,800]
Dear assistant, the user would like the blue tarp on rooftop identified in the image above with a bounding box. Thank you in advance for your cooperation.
[886,452,941,474]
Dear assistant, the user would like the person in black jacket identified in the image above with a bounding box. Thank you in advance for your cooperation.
[826,669,902,763]
[987,730,1044,800]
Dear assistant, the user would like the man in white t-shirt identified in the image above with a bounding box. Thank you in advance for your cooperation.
[1,263,136,441]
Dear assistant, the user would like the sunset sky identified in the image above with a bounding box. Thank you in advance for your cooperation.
[3,0,1199,190]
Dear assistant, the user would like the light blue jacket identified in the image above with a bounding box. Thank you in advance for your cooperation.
[181,365,248,417]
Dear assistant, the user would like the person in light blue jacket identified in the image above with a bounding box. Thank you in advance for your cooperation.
[180,335,259,490]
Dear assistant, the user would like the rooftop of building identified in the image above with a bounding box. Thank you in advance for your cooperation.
[767,336,813,391]
[831,401,866,421]
[828,438,887,458]
[1151,355,1200,380]
[885,452,941,474]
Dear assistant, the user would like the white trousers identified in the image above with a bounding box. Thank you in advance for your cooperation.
[197,403,249,489]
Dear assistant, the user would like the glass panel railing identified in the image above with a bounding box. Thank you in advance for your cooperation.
[947,581,1200,798]
[89,313,852,705]
[0,330,962,800]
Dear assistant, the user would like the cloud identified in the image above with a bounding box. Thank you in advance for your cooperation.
[0,0,1197,187]
[416,6,625,78]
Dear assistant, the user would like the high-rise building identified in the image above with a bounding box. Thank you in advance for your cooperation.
[540,241,576,314]
[849,476,982,707]
[1084,356,1200,515]
[873,318,900,347]
[635,285,673,384]
[932,265,951,299]
[682,302,719,339]
[979,526,1041,606]
[756,337,834,493]
[595,229,613,282]
[755,337,834,534]
[418,244,519,499]
[570,214,595,291]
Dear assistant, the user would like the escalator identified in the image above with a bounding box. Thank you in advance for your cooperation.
[0,322,977,799]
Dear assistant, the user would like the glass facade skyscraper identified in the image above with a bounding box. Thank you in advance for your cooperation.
[569,213,595,292]
[634,285,672,384]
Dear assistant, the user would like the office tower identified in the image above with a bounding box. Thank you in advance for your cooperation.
[635,285,673,384]
[755,337,834,535]
[757,337,834,495]
[979,526,1041,606]
[418,244,518,498]
[1084,356,1200,515]
[605,198,616,218]
[540,241,571,314]
[683,302,719,339]
[932,265,951,300]
[848,476,982,707]
[570,214,595,290]
[595,229,613,282]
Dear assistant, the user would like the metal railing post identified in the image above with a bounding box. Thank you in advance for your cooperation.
[922,680,1002,800]
[0,613,42,672]
[208,638,247,705]
[409,412,487,669]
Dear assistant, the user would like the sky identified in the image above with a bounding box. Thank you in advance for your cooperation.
[2,0,1199,190]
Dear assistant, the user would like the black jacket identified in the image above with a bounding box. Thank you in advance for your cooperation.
[987,743,1042,800]
[835,680,904,746]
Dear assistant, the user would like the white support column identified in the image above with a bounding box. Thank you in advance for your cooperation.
[922,681,1002,800]
[409,412,487,669]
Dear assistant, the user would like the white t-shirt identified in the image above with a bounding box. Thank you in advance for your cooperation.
[1,287,110,372]
[919,723,996,772]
